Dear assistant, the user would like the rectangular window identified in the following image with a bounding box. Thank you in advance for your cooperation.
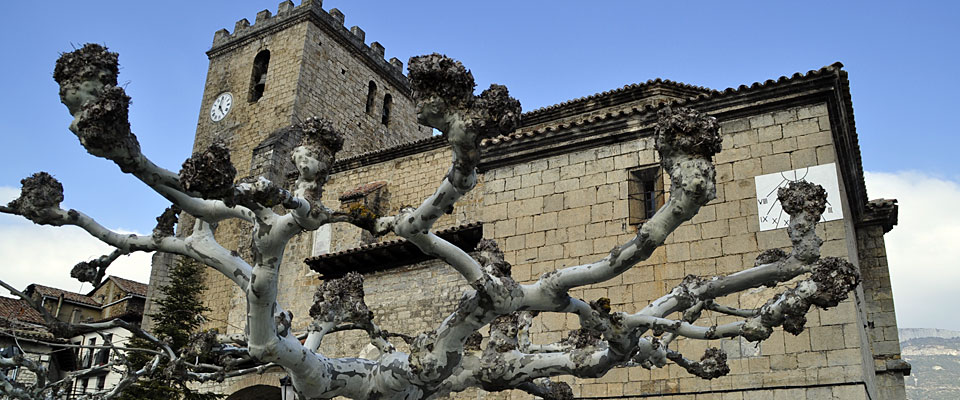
[95,333,113,365]
[95,348,109,366]
[628,166,665,225]
[4,366,17,381]
[96,375,106,390]
[71,341,81,371]
[82,338,96,368]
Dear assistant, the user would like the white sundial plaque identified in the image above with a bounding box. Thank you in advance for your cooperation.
[754,163,843,231]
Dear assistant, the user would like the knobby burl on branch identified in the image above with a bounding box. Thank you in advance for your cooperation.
[0,44,860,400]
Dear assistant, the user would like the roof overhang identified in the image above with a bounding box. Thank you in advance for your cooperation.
[305,223,483,279]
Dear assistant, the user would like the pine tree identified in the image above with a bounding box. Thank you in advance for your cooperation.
[151,257,211,350]
[119,257,221,400]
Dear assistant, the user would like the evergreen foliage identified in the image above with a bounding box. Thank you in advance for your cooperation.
[119,257,221,400]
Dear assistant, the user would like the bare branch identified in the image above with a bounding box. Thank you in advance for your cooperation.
[3,43,870,400]
[704,300,759,318]
[71,248,125,286]
[666,347,730,380]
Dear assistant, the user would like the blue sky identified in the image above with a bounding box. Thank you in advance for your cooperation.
[1,1,958,329]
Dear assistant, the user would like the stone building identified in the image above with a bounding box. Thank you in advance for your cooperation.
[0,295,65,392]
[1,277,148,396]
[145,1,909,399]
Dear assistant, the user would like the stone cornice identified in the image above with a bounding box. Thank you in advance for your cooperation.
[858,199,898,233]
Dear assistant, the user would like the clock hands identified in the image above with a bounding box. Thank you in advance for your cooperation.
[210,93,232,121]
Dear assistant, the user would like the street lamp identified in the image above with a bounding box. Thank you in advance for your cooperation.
[279,376,295,400]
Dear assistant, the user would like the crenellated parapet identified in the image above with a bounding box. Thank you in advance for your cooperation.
[209,0,409,94]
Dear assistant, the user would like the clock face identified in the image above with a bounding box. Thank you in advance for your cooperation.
[210,92,233,122]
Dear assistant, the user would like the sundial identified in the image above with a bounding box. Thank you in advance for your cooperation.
[754,163,843,231]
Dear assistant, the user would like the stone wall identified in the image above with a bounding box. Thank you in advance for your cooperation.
[196,369,286,398]
[201,101,890,399]
[142,252,174,332]
[185,141,477,341]
[324,146,481,246]
[92,279,143,320]
[293,20,428,158]
[858,222,909,400]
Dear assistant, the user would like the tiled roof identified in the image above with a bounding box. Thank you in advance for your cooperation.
[27,284,100,307]
[481,63,848,146]
[0,296,45,325]
[305,222,483,278]
[332,135,447,173]
[0,324,60,342]
[104,276,148,297]
[520,78,717,124]
[339,181,387,201]
[0,297,58,342]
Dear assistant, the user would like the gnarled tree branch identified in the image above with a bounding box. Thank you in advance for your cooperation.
[1,45,864,400]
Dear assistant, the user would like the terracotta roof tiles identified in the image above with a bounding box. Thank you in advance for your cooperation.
[480,62,848,147]
[0,324,60,342]
[104,276,148,297]
[27,284,100,307]
[521,78,717,120]
[0,296,45,325]
[0,297,58,342]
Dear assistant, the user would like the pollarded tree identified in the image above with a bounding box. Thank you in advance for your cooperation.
[0,44,860,400]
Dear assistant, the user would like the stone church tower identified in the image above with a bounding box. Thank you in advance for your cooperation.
[145,0,428,337]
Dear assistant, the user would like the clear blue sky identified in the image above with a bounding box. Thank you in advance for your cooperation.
[1,1,958,329]
[1,1,956,229]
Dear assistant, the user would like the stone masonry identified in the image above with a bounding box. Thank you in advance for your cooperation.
[147,2,909,399]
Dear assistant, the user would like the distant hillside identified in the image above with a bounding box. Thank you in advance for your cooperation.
[900,328,960,342]
[900,329,960,400]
